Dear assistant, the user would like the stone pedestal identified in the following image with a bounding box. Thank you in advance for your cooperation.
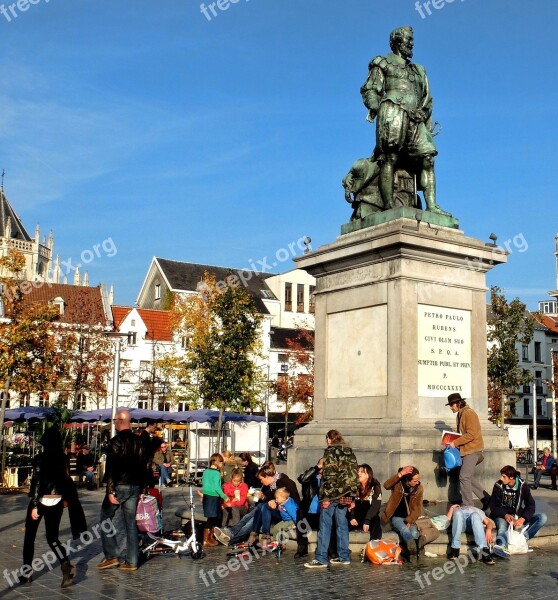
[288,210,515,501]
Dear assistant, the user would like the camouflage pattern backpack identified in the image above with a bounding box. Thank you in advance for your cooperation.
[319,445,359,501]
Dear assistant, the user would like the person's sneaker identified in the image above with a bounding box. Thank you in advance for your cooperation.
[329,557,351,565]
[304,559,328,569]
[481,549,495,565]
[447,548,460,560]
[97,557,120,570]
[118,562,138,572]
[492,545,510,559]
[214,527,231,545]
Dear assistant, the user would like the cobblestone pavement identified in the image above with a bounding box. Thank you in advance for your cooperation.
[0,487,557,600]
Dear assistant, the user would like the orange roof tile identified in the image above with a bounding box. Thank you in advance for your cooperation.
[138,308,173,342]
[540,314,558,334]
[111,306,132,329]
[111,306,173,342]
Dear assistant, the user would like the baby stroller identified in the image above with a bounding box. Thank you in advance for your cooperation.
[140,485,203,560]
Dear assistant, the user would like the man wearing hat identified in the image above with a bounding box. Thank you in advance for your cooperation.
[445,393,486,507]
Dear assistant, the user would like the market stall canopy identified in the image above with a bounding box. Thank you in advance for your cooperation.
[70,408,266,424]
[3,407,55,422]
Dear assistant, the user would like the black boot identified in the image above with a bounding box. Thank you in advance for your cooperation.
[400,542,411,563]
[61,561,75,588]
[415,535,427,560]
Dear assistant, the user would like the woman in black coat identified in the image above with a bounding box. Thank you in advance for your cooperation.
[347,463,382,539]
[19,428,81,587]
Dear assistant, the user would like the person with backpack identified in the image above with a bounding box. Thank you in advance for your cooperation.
[445,393,488,508]
[304,430,358,569]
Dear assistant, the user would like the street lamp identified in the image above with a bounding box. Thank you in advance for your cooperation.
[104,332,131,436]
[532,375,538,467]
[545,348,557,458]
[532,364,550,466]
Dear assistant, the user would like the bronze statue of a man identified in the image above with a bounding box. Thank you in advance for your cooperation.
[360,26,448,214]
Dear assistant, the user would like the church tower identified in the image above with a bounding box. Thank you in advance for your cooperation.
[0,184,55,283]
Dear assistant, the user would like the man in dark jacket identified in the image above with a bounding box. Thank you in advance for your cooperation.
[98,409,147,572]
[489,465,547,555]
[76,446,96,490]
[304,430,358,568]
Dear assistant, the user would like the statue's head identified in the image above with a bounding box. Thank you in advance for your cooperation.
[389,26,414,59]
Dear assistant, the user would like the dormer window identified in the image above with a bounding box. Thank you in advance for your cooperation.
[51,296,65,315]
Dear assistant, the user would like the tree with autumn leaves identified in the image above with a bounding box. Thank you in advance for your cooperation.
[169,272,266,449]
[487,286,534,425]
[1,250,114,470]
[0,249,62,467]
[52,294,114,411]
[273,327,314,434]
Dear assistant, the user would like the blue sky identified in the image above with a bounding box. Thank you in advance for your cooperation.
[0,0,556,308]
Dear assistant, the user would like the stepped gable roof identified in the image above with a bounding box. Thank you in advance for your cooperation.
[156,258,276,314]
[270,327,314,351]
[111,306,173,342]
[20,283,108,326]
[0,190,32,241]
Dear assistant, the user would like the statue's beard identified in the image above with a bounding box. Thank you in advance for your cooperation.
[399,44,413,60]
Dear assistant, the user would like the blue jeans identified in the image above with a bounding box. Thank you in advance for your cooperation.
[83,470,95,484]
[259,505,281,535]
[159,464,172,484]
[495,513,548,546]
[391,516,419,546]
[100,484,141,566]
[451,511,486,550]
[315,502,349,564]
[227,506,257,545]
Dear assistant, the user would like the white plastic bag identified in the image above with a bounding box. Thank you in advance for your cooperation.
[507,522,529,554]
[430,515,450,531]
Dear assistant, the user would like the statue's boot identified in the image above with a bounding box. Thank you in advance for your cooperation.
[427,203,451,217]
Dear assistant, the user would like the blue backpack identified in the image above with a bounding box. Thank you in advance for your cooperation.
[443,446,462,470]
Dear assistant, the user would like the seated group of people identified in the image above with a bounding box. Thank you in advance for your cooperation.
[198,451,264,547]
[202,452,548,565]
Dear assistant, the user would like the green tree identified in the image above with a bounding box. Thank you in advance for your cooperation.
[487,286,534,425]
[0,249,62,478]
[171,272,264,450]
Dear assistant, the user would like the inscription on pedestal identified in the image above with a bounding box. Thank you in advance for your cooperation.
[417,304,472,397]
